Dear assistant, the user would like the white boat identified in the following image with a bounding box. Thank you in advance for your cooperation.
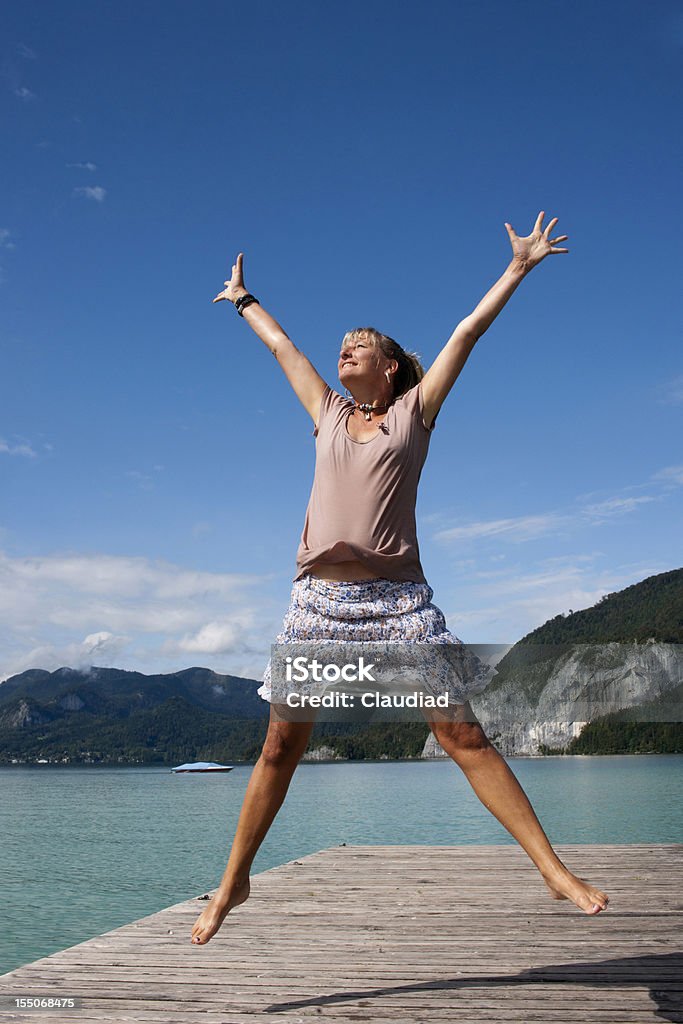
[171,761,234,773]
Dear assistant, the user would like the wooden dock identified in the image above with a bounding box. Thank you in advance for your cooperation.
[1,844,681,1023]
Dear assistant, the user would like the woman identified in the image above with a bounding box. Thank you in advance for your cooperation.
[191,212,609,946]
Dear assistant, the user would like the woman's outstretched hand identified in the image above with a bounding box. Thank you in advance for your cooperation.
[213,252,248,304]
[504,212,569,273]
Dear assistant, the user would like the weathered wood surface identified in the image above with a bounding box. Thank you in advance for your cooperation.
[1,844,681,1023]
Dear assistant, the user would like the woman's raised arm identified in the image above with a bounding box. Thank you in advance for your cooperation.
[213,253,327,424]
[420,212,569,428]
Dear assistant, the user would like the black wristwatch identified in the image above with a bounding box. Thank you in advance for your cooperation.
[235,293,259,317]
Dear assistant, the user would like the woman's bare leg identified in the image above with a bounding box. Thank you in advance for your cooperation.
[191,706,316,945]
[428,706,610,915]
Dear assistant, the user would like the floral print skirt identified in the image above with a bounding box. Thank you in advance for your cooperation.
[258,574,494,705]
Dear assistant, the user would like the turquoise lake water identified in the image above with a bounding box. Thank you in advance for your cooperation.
[1,755,681,976]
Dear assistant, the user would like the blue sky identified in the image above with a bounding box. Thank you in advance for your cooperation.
[1,0,681,683]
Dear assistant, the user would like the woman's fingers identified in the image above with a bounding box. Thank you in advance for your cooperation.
[227,253,243,275]
[543,217,559,238]
[213,252,244,303]
[508,214,567,241]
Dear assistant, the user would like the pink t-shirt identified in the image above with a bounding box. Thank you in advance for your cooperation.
[294,381,437,584]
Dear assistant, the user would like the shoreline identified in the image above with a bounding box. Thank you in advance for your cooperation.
[1,750,680,768]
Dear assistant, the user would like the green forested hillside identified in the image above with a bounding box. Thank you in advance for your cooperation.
[483,568,682,701]
[521,567,682,645]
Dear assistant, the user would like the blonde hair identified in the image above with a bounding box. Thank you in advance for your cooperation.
[341,327,425,399]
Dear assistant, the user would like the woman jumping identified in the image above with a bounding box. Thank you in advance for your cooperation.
[191,211,609,946]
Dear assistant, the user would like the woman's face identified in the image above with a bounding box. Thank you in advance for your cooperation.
[338,337,384,383]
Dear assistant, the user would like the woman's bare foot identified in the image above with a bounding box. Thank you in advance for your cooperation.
[190,877,251,945]
[542,864,609,915]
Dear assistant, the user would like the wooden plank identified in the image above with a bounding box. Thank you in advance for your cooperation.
[1,844,681,1024]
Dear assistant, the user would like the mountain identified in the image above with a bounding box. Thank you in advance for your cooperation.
[0,664,427,764]
[0,666,270,765]
[3,569,681,764]
[423,568,683,757]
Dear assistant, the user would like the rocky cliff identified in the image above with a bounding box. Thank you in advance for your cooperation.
[423,640,682,757]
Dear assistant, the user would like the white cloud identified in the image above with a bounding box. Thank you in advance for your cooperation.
[125,465,164,491]
[14,86,35,100]
[73,186,106,203]
[434,478,669,550]
[0,229,16,285]
[438,556,669,644]
[17,44,37,60]
[0,438,36,458]
[0,549,273,682]
[580,495,657,520]
[125,470,154,491]
[179,620,250,655]
[67,161,97,172]
[2,551,256,601]
[430,486,673,638]
[83,631,128,658]
[658,374,683,405]
[434,512,569,544]
[3,632,129,679]
[652,463,683,486]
